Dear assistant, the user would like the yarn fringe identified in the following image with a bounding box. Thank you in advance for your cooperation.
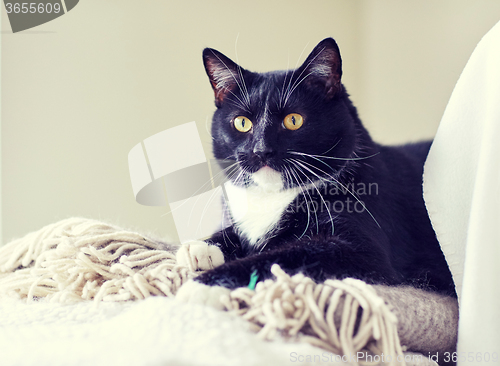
[0,218,193,303]
[223,265,405,365]
[0,218,407,365]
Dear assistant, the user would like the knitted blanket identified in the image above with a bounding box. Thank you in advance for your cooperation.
[0,218,458,366]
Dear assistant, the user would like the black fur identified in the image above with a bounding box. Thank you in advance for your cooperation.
[196,38,456,297]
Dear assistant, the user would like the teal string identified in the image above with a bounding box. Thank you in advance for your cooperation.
[248,270,259,290]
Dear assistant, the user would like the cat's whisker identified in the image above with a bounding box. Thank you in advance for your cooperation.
[159,160,240,221]
[193,179,231,238]
[221,164,252,237]
[285,160,319,237]
[283,71,314,108]
[288,151,341,180]
[279,50,292,109]
[282,164,294,190]
[231,162,252,187]
[290,159,335,235]
[237,65,250,107]
[294,166,321,237]
[319,139,342,156]
[276,87,284,110]
[281,69,295,109]
[279,67,292,109]
[228,166,245,185]
[286,158,334,236]
[221,222,237,248]
[289,156,337,183]
[204,116,215,141]
[293,158,381,229]
[283,46,327,108]
[190,175,237,249]
[288,150,380,162]
[209,49,251,111]
[293,167,319,234]
[234,34,251,108]
[281,42,310,109]
[211,161,240,187]
[225,95,251,114]
[285,167,311,239]
[295,152,358,200]
[170,162,236,230]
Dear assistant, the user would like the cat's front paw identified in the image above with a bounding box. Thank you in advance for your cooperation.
[175,280,230,310]
[176,240,225,271]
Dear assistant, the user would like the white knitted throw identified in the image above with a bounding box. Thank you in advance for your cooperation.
[0,218,458,365]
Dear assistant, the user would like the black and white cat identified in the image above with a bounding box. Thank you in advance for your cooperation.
[176,38,456,302]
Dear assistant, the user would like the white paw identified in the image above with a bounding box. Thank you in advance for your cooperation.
[176,240,225,271]
[175,280,230,310]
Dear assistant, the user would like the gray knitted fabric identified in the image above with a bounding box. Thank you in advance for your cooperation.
[374,285,459,356]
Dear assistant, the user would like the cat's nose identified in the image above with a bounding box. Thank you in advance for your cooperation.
[253,143,275,161]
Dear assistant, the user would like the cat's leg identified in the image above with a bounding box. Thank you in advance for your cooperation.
[175,226,243,271]
[205,225,245,262]
[176,243,229,308]
[194,236,401,289]
[175,226,244,309]
[176,240,225,271]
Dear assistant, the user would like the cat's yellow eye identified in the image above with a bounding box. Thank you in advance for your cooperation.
[283,113,303,130]
[233,116,253,133]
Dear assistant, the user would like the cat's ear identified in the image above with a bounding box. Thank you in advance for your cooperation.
[203,48,245,107]
[298,38,343,99]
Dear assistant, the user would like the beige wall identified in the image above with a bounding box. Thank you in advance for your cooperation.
[2,1,500,243]
[356,1,500,143]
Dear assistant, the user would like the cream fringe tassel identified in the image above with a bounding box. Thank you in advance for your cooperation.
[0,218,193,303]
[224,265,405,365]
[0,218,405,365]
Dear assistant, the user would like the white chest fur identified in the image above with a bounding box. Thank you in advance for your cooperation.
[223,167,300,246]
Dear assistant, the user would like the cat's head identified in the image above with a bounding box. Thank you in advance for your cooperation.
[203,38,361,191]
